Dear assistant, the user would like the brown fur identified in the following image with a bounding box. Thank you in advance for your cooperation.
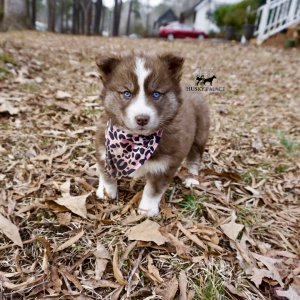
[95,52,210,215]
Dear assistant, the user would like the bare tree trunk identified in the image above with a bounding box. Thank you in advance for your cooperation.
[117,1,122,34]
[72,0,80,34]
[80,5,84,34]
[47,0,56,32]
[2,0,31,30]
[65,2,69,32]
[93,0,102,35]
[80,0,91,35]
[100,6,105,34]
[112,0,122,36]
[0,0,4,22]
[60,0,65,33]
[31,0,36,27]
[126,0,133,35]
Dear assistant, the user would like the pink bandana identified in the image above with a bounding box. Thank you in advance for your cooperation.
[104,120,162,178]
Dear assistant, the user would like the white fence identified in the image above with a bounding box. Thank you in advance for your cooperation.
[255,0,300,44]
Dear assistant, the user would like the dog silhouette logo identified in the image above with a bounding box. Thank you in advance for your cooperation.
[186,69,224,93]
[195,74,216,86]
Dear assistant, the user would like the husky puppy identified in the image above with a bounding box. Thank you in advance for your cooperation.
[95,52,210,216]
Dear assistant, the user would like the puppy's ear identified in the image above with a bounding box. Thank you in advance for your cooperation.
[159,53,184,82]
[96,54,121,83]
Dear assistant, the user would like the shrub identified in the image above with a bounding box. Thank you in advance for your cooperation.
[213,0,260,31]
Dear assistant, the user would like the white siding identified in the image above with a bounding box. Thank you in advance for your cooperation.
[194,0,243,34]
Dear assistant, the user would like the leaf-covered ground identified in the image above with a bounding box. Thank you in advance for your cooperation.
[0,32,299,300]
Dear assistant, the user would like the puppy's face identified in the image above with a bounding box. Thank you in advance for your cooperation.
[96,53,184,135]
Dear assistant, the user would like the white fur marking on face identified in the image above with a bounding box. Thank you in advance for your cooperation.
[125,57,158,130]
[138,182,163,216]
[96,174,118,199]
[129,157,170,178]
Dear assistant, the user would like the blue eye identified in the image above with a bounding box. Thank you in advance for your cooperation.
[123,90,132,99]
[152,91,161,100]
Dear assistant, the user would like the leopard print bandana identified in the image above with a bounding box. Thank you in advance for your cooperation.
[104,120,162,178]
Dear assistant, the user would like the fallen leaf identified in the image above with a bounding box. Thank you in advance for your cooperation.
[126,219,167,246]
[54,230,84,252]
[119,241,137,266]
[59,266,82,290]
[56,212,72,225]
[0,99,19,115]
[110,286,124,300]
[0,213,23,247]
[93,243,110,280]
[121,214,145,226]
[55,193,90,218]
[276,286,300,300]
[94,242,110,260]
[252,135,264,152]
[51,266,62,293]
[56,90,72,99]
[250,267,276,287]
[121,191,142,215]
[161,229,191,260]
[292,277,300,294]
[220,211,244,241]
[60,179,71,196]
[244,186,260,196]
[251,252,284,287]
[35,236,53,261]
[112,245,127,285]
[95,259,109,281]
[147,254,164,283]
[179,270,188,300]
[177,222,208,251]
[160,276,178,300]
[81,279,120,289]
[223,282,247,298]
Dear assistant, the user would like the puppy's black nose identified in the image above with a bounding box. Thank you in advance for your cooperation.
[135,115,150,126]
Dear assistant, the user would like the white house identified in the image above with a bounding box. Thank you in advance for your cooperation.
[192,0,243,34]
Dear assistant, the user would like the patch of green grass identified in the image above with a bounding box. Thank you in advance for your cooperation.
[237,206,259,227]
[170,260,191,272]
[0,66,10,79]
[82,107,98,116]
[0,52,16,65]
[19,83,41,93]
[191,262,231,300]
[241,162,271,184]
[85,84,98,95]
[275,164,289,174]
[41,136,56,146]
[180,194,206,218]
[278,132,299,154]
[241,167,261,184]
[71,243,84,253]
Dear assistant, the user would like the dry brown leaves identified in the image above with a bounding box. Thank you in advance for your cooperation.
[0,32,300,299]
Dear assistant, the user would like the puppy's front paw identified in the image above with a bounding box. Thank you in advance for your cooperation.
[96,180,117,199]
[138,198,159,217]
[183,178,199,188]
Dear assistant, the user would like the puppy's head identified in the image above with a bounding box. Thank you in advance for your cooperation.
[96,52,184,135]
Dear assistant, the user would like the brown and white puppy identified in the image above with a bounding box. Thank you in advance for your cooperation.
[95,52,210,216]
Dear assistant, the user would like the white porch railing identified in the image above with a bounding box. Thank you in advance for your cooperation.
[254,0,300,44]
